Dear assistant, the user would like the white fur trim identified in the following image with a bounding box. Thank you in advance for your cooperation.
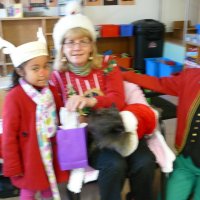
[118,111,139,157]
[67,168,85,193]
[53,1,96,52]
[120,111,138,134]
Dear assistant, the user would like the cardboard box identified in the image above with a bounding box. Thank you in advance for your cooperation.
[7,4,23,18]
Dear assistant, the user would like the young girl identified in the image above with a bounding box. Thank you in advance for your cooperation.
[0,28,68,200]
[51,2,157,200]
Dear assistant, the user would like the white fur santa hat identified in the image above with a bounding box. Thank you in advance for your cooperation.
[0,27,48,68]
[53,1,96,52]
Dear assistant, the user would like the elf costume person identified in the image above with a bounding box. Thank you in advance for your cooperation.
[122,68,200,200]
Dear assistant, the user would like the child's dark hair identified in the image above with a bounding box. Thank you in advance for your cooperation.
[11,61,27,88]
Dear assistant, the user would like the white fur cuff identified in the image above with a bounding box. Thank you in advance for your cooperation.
[119,111,139,157]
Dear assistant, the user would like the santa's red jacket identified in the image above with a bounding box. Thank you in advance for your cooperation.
[122,68,200,153]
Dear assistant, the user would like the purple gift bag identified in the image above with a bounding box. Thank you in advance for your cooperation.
[56,126,88,170]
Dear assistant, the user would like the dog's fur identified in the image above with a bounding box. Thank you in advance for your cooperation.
[87,105,136,156]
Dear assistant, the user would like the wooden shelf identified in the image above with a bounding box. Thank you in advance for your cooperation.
[0,17,135,76]
[97,37,134,56]
[186,41,200,47]
[185,42,200,66]
[0,17,60,76]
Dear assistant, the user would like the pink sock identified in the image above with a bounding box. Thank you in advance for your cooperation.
[41,188,52,198]
[20,189,37,200]
[20,188,52,200]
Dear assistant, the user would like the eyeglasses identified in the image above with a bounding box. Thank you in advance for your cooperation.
[63,40,91,48]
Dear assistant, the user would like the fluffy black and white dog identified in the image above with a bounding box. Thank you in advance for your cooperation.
[87,105,138,157]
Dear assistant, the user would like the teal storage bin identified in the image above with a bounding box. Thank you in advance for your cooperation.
[120,24,134,36]
[145,57,183,77]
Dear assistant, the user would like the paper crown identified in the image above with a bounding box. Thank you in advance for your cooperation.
[53,1,96,52]
[0,28,48,67]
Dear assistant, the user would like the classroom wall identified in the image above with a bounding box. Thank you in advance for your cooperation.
[27,0,199,32]
[27,0,161,24]
[83,0,160,24]
[5,0,199,29]
[189,0,200,25]
[160,0,185,32]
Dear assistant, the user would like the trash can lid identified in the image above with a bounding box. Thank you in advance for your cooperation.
[133,19,165,29]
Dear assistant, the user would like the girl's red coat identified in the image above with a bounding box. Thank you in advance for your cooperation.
[2,84,69,190]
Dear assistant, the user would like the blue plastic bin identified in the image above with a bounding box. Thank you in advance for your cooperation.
[145,57,183,77]
[145,58,160,77]
[120,24,134,37]
[159,59,183,77]
[195,24,200,34]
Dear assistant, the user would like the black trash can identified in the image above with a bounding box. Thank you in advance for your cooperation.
[133,19,165,73]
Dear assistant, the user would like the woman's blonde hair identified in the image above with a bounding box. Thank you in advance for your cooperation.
[53,27,103,71]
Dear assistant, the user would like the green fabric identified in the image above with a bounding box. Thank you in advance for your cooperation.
[68,62,91,76]
[166,154,200,200]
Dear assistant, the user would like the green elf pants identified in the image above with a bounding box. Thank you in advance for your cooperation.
[166,154,200,200]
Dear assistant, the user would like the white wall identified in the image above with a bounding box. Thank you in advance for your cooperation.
[27,0,199,29]
[160,0,200,31]
[189,0,200,25]
[160,0,185,32]
[29,0,161,24]
[83,0,160,24]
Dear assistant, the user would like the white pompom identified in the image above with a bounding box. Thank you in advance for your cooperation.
[65,1,82,16]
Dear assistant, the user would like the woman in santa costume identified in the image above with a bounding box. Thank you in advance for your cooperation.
[50,2,158,200]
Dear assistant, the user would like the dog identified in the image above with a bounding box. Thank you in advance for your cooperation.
[87,105,138,157]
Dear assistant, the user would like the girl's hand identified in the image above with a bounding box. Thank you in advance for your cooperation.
[65,95,97,111]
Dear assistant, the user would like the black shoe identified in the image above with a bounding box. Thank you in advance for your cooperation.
[0,176,19,198]
[66,188,80,200]
[126,192,134,200]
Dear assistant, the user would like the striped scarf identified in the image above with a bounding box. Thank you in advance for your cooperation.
[68,62,91,76]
